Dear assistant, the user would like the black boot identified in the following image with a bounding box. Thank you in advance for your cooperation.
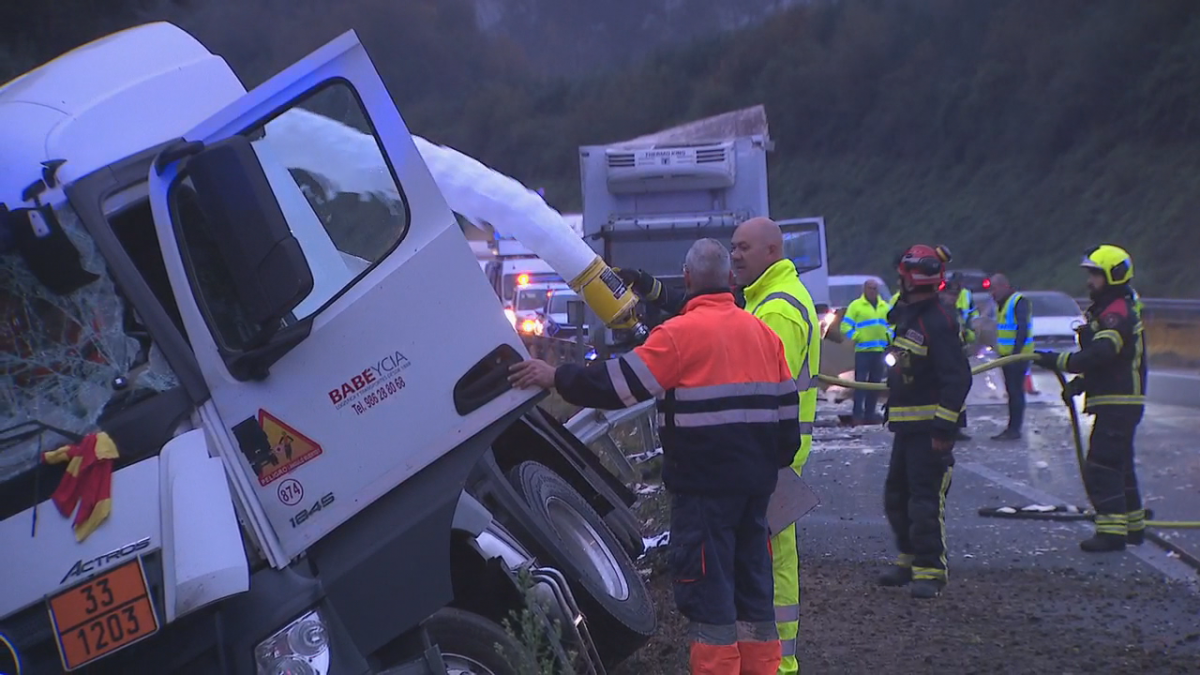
[1080,533,1126,553]
[1126,529,1145,546]
[910,579,945,599]
[955,430,972,441]
[991,428,1021,441]
[878,565,912,587]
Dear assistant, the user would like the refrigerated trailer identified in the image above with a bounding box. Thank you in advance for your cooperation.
[578,106,830,338]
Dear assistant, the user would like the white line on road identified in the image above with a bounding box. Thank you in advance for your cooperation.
[958,461,1199,586]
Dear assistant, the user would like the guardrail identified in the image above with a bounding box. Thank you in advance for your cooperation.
[521,334,592,366]
[1074,297,1200,317]
[562,400,659,483]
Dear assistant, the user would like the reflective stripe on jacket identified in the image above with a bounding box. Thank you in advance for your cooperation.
[997,292,1034,355]
[554,290,801,495]
[843,295,892,352]
[885,296,973,437]
[1055,288,1147,411]
[742,259,821,471]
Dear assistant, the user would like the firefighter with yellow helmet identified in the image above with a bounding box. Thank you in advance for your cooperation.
[1032,244,1148,552]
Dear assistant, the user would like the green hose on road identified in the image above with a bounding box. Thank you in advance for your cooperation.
[816,352,1200,531]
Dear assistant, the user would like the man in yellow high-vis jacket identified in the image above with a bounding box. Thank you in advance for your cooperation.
[731,217,821,674]
[842,279,891,425]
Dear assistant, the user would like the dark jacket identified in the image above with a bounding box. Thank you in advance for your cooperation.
[1053,286,1147,412]
[554,290,800,495]
[628,271,743,321]
[884,295,974,439]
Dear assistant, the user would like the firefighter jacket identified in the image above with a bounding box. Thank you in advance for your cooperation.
[742,259,821,472]
[842,295,892,352]
[996,291,1033,355]
[956,288,979,343]
[555,290,801,495]
[884,296,973,439]
[1053,286,1147,412]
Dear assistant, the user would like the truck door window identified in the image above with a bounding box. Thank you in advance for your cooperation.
[783,228,822,274]
[170,82,411,351]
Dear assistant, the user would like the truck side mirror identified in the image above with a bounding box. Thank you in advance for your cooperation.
[185,135,314,345]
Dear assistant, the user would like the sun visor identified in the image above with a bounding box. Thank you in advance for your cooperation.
[5,204,99,294]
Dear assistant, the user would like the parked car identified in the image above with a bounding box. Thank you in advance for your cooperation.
[948,268,991,293]
[543,288,590,340]
[1023,290,1087,350]
[828,274,893,310]
[513,282,569,335]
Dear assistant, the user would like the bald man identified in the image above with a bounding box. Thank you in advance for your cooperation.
[731,217,820,674]
[989,273,1033,440]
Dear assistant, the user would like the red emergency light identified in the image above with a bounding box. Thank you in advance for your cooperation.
[982,278,991,289]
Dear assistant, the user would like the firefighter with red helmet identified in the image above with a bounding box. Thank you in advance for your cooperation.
[877,244,973,599]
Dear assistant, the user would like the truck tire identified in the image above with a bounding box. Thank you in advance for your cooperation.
[603,507,646,559]
[420,608,533,675]
[507,461,655,666]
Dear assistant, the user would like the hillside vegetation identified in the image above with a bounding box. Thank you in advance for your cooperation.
[4,0,1199,295]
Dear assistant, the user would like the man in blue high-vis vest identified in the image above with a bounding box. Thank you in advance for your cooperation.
[988,273,1033,440]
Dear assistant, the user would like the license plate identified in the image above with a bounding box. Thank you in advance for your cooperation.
[46,558,160,671]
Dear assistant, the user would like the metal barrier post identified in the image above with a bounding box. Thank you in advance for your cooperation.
[569,299,586,364]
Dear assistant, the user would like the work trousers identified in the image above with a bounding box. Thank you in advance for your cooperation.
[883,433,954,582]
[771,521,800,674]
[1085,407,1144,536]
[670,492,781,675]
[1000,362,1028,432]
[853,351,886,422]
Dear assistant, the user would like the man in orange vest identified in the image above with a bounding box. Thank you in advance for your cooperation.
[511,238,799,675]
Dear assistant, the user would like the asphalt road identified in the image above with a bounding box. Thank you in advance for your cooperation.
[808,369,1200,579]
[616,370,1200,674]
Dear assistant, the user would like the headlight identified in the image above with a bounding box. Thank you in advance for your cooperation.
[255,609,331,675]
[520,318,544,336]
[884,352,897,367]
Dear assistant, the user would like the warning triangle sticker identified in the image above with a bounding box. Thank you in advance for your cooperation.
[254,410,324,486]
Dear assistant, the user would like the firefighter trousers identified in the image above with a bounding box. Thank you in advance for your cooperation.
[883,433,954,582]
[669,492,781,675]
[1085,407,1144,536]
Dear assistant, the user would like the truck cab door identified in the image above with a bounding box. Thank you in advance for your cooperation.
[148,30,537,566]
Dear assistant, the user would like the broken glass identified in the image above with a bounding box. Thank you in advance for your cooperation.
[1,204,178,483]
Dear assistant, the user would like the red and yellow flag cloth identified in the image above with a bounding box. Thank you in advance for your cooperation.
[42,432,120,542]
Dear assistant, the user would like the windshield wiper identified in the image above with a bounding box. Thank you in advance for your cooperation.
[0,421,82,450]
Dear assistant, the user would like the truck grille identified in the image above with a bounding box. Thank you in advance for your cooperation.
[695,147,727,163]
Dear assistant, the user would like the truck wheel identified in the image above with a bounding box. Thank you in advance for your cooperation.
[507,461,655,665]
[603,507,646,559]
[421,608,532,675]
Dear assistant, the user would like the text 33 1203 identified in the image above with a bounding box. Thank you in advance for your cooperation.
[351,374,406,416]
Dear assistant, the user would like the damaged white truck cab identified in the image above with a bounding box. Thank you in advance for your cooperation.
[0,22,652,675]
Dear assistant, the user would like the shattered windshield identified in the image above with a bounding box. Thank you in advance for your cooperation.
[1,205,179,483]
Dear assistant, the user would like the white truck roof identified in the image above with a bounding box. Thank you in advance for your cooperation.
[0,22,245,205]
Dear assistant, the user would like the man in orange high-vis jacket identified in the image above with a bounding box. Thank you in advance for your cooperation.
[511,239,800,675]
